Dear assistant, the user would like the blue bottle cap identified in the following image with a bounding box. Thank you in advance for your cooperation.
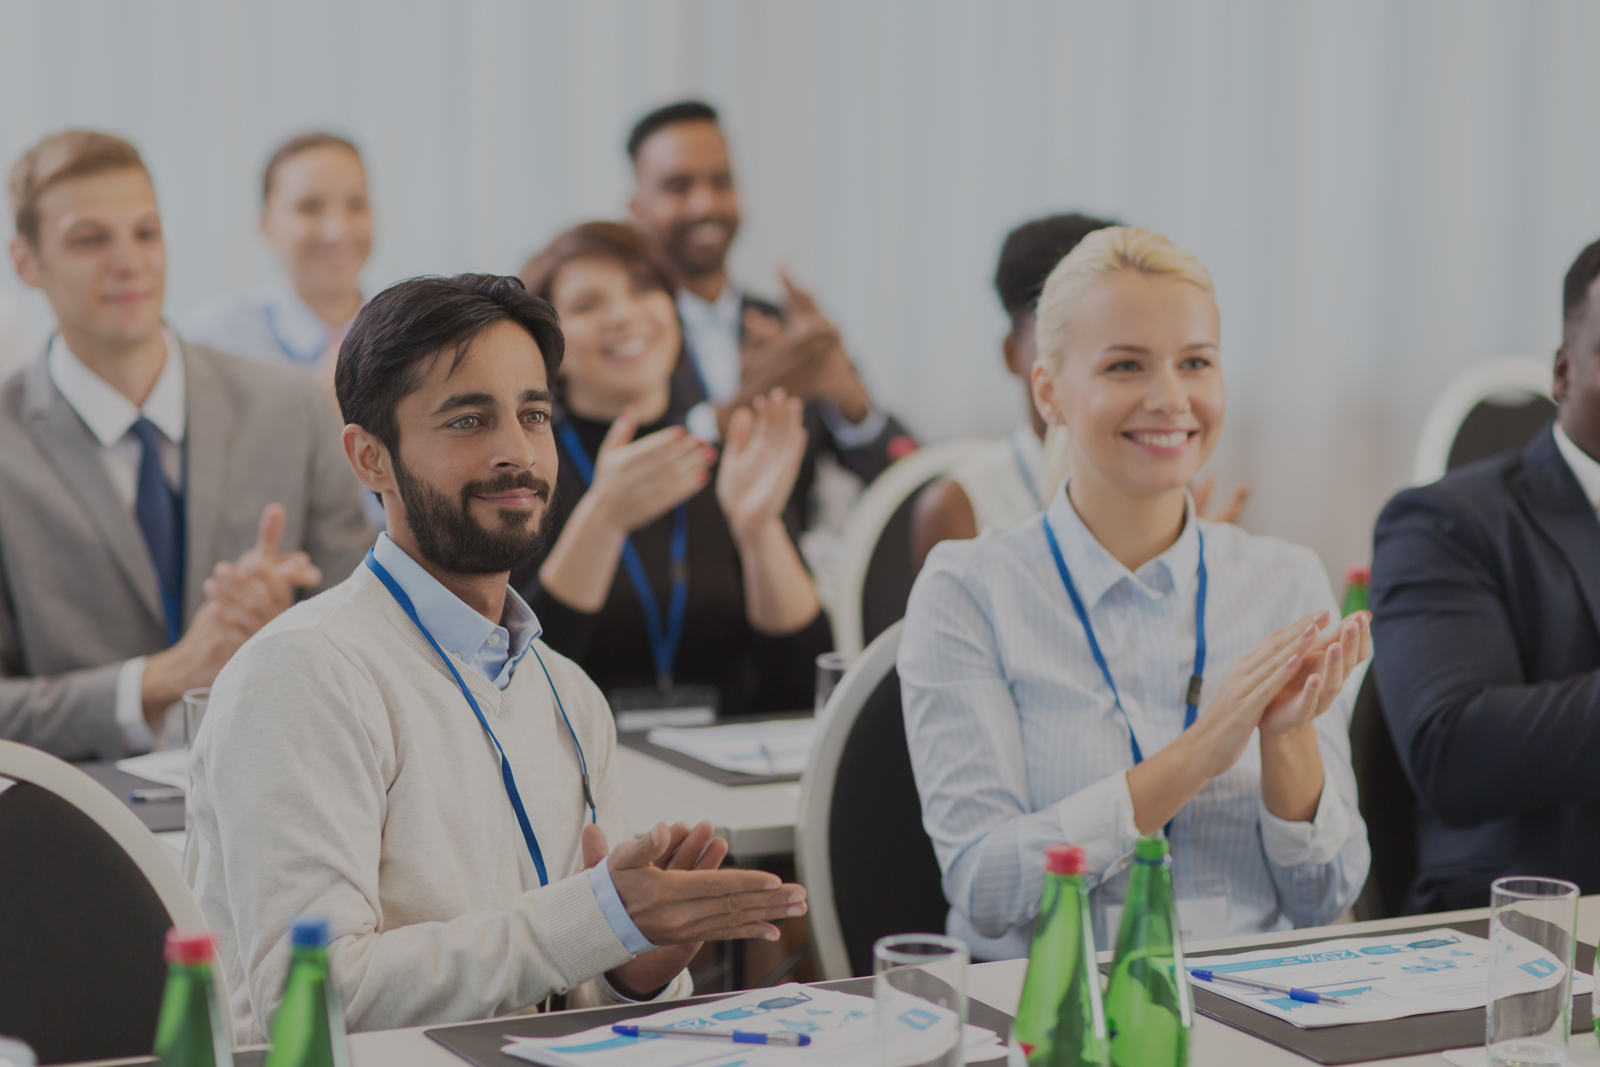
[290,915,330,949]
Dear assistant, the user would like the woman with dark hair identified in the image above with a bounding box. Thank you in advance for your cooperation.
[513,222,831,717]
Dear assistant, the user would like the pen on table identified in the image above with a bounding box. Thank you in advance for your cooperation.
[611,1024,811,1046]
[129,787,185,803]
[1189,968,1350,1006]
[759,742,779,775]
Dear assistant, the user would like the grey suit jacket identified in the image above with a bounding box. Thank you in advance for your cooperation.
[0,338,375,760]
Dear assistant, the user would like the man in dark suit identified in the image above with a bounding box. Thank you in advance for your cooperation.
[2,130,373,760]
[625,100,915,536]
[1372,236,1600,912]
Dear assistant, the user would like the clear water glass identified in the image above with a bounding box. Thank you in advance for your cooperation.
[815,651,851,721]
[874,933,967,1067]
[181,687,210,830]
[1487,875,1580,1067]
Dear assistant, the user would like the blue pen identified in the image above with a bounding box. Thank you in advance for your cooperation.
[611,1024,812,1046]
[1189,968,1350,1006]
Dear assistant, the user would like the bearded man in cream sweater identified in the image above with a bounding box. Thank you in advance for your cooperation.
[189,273,807,1040]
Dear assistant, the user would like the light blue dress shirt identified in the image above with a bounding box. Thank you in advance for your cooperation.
[186,282,347,368]
[370,534,656,965]
[899,485,1370,960]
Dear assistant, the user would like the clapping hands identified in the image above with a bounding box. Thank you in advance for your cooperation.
[716,388,807,545]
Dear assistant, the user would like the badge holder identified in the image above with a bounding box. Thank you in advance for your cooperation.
[608,684,721,733]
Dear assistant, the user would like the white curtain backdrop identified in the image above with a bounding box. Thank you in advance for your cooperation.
[4,0,1599,580]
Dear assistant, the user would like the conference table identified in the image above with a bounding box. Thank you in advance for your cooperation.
[85,896,1570,1067]
[79,754,1600,1066]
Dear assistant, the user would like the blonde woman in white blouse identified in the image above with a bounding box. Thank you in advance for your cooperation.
[900,227,1372,960]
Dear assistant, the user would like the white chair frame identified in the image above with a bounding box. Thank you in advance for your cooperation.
[1411,355,1553,485]
[0,740,236,1049]
[796,619,905,981]
[827,439,992,657]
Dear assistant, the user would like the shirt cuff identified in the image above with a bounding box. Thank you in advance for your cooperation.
[595,968,680,1004]
[1259,772,1351,867]
[818,401,888,448]
[1055,771,1142,884]
[586,858,655,956]
[685,401,721,444]
[115,657,156,755]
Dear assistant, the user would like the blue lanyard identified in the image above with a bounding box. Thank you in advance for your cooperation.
[364,551,594,887]
[556,421,690,689]
[262,303,326,366]
[1042,516,1208,768]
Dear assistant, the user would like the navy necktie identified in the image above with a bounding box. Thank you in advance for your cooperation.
[130,417,184,645]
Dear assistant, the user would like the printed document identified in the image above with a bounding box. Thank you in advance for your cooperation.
[499,982,1003,1067]
[647,719,815,777]
[1187,928,1593,1029]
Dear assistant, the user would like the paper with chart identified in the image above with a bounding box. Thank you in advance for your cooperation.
[499,982,1004,1067]
[647,718,816,777]
[1186,928,1592,1029]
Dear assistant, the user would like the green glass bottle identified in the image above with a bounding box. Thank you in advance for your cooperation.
[1341,565,1370,618]
[1104,836,1191,1067]
[1012,845,1108,1067]
[153,930,231,1067]
[264,917,350,1067]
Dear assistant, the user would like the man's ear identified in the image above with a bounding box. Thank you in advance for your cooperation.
[10,234,42,289]
[341,424,395,495]
[1554,344,1570,406]
[626,191,642,224]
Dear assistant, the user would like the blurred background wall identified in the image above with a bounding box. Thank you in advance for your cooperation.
[3,0,1599,580]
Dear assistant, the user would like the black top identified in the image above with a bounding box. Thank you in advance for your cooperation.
[1371,426,1600,912]
[514,404,833,717]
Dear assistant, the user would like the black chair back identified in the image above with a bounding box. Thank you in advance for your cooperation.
[1348,667,1419,919]
[861,482,937,650]
[1447,393,1556,472]
[0,781,171,1064]
[827,665,949,976]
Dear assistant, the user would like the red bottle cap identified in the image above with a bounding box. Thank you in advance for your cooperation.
[165,929,216,966]
[1044,845,1088,875]
[1345,564,1371,584]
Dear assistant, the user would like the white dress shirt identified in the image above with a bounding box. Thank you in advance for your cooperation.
[676,285,888,447]
[185,282,353,369]
[1553,423,1600,516]
[48,331,186,754]
[899,483,1369,960]
[949,425,1047,532]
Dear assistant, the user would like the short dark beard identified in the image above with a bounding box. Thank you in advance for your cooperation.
[391,456,556,576]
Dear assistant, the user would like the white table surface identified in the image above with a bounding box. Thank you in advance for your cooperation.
[614,743,801,858]
[328,897,1600,1067]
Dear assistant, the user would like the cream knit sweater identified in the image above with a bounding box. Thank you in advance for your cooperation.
[189,565,690,1042]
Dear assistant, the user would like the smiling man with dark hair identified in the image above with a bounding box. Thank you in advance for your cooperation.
[190,273,805,1040]
[1372,236,1600,912]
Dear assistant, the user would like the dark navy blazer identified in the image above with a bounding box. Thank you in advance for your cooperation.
[1372,426,1600,912]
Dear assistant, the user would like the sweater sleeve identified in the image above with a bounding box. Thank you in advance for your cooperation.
[191,628,637,1040]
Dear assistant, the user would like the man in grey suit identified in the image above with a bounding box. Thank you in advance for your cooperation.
[3,129,374,761]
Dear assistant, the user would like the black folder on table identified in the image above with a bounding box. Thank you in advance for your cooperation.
[1181,919,1595,1065]
[426,976,1013,1067]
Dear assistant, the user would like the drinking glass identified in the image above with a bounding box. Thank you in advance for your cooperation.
[1487,875,1580,1067]
[815,651,851,720]
[874,933,967,1067]
[181,687,210,831]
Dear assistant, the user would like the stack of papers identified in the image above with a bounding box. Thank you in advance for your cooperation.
[116,748,189,791]
[1187,928,1594,1029]
[647,719,816,777]
[500,983,1004,1067]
